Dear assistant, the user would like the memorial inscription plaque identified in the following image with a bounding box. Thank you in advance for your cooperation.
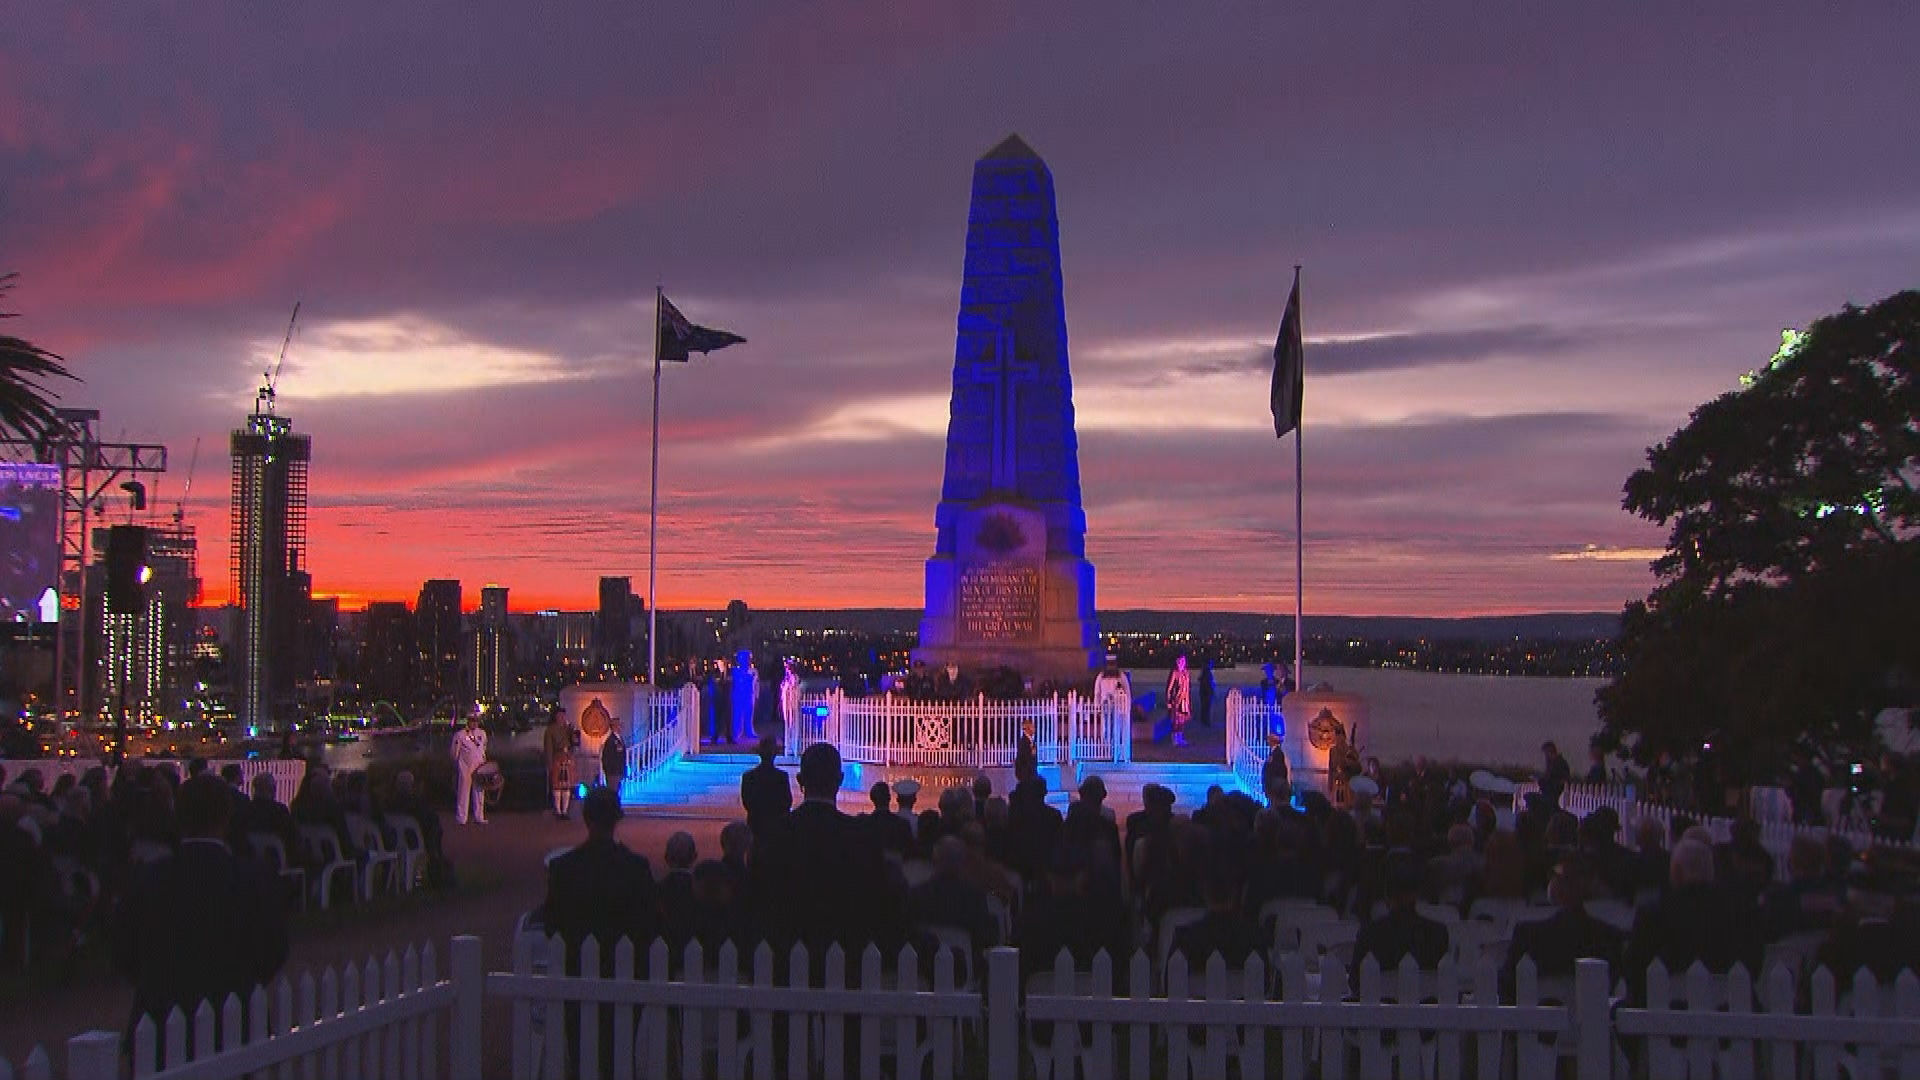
[959,564,1040,641]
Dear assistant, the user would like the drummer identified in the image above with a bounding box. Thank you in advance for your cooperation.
[452,715,490,826]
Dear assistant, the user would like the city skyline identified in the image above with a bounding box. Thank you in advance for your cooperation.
[5,8,1917,616]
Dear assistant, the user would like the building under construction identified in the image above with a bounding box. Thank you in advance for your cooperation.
[231,406,309,732]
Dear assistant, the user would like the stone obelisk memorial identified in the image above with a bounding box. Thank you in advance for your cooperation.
[917,135,1102,680]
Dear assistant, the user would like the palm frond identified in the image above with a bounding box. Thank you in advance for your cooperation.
[0,272,78,440]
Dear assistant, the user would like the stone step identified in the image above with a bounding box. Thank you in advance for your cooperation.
[623,753,1247,821]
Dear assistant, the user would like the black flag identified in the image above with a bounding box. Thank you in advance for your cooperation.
[1271,271,1303,438]
[657,294,745,362]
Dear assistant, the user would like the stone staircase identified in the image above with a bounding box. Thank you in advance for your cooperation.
[620,752,1247,821]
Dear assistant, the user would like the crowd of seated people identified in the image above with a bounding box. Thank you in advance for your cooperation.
[0,758,448,977]
[534,743,1920,1012]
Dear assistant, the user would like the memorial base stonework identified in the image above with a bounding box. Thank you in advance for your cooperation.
[917,501,1099,680]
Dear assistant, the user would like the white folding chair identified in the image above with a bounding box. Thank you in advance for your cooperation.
[918,924,979,989]
[985,892,1013,944]
[346,814,402,900]
[1155,906,1208,988]
[385,813,427,891]
[1298,919,1359,975]
[901,859,935,887]
[1268,902,1341,964]
[249,832,308,911]
[298,825,357,910]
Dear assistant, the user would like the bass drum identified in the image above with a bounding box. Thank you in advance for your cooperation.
[473,760,505,806]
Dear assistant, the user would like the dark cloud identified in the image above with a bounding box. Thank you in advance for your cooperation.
[4,6,1916,612]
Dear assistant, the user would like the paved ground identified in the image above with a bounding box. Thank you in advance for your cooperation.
[0,809,725,1071]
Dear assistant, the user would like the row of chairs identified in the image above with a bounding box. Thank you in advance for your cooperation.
[249,814,429,911]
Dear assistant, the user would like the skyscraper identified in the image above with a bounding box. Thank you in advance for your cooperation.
[415,578,463,714]
[359,600,416,709]
[596,576,637,674]
[231,404,310,731]
[473,585,509,707]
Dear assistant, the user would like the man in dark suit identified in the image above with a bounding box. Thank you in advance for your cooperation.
[659,831,698,949]
[739,736,792,842]
[541,789,662,964]
[235,772,297,864]
[755,743,900,964]
[1172,865,1264,972]
[1352,853,1449,992]
[217,763,252,837]
[541,788,661,1080]
[1006,773,1064,882]
[1063,776,1123,871]
[860,781,914,860]
[112,775,288,1063]
[1500,856,1621,1001]
[1125,785,1177,879]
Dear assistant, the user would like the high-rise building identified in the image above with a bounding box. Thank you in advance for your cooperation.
[360,601,416,709]
[597,576,636,673]
[231,402,310,731]
[472,585,509,707]
[415,579,464,712]
[94,524,195,727]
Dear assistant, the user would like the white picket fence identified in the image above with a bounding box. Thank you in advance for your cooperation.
[784,689,1131,770]
[19,935,1920,1079]
[0,758,306,805]
[1,938,481,1080]
[1550,781,1920,880]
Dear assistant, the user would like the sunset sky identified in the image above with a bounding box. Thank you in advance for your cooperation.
[3,7,1915,616]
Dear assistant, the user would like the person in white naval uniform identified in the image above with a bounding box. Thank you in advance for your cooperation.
[451,716,491,825]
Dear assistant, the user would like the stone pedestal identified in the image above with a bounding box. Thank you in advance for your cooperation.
[918,502,1100,679]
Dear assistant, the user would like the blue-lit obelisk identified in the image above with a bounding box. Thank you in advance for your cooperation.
[917,134,1101,679]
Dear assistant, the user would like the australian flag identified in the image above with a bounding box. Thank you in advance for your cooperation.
[657,293,745,363]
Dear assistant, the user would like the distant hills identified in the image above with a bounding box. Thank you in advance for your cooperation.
[703,608,1620,641]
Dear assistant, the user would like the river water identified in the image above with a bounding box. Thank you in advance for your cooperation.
[1191,664,1603,767]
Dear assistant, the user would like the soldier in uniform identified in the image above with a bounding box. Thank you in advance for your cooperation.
[544,708,580,820]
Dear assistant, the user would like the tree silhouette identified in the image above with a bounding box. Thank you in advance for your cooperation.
[1598,290,1920,783]
[0,273,77,440]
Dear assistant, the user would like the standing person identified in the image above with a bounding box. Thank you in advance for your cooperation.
[600,728,627,796]
[730,649,758,744]
[1584,743,1609,785]
[752,655,786,745]
[1257,663,1281,707]
[545,710,579,820]
[1194,659,1216,728]
[540,787,660,1079]
[703,661,726,744]
[1164,655,1192,748]
[451,716,490,826]
[740,736,792,842]
[112,775,288,1065]
[1092,654,1126,712]
[1540,741,1572,808]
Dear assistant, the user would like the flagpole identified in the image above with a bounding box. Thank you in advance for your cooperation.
[648,284,663,687]
[1292,266,1305,699]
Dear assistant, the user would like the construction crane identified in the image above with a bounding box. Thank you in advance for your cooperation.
[256,301,300,415]
[172,437,200,530]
